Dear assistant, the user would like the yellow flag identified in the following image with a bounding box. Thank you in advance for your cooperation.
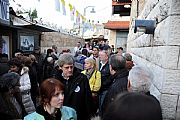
[69,3,72,11]
[61,0,65,6]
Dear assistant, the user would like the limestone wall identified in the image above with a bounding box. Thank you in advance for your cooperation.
[127,0,180,119]
[40,32,84,54]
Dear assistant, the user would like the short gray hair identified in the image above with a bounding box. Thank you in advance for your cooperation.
[57,53,74,67]
[128,65,153,93]
[109,54,126,71]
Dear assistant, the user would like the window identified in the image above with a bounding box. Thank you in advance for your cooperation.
[113,5,131,16]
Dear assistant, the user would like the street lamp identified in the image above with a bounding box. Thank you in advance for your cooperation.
[83,6,96,16]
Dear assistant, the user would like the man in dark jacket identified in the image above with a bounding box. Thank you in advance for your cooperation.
[98,50,111,116]
[102,54,129,116]
[54,53,94,120]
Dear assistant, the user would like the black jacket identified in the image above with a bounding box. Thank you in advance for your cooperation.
[54,68,94,120]
[102,69,129,115]
[99,62,111,92]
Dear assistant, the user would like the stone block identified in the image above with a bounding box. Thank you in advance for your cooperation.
[170,0,180,15]
[153,16,180,46]
[160,94,178,120]
[134,34,151,47]
[163,69,180,94]
[168,16,180,46]
[153,19,169,46]
[132,46,179,69]
[148,0,180,22]
[140,0,159,19]
[147,0,170,23]
[151,46,179,69]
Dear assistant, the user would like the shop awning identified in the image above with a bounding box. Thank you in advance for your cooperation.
[20,24,56,32]
[12,15,56,32]
[104,21,130,30]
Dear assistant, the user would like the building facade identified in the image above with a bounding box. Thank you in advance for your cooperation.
[104,0,131,51]
[127,0,180,119]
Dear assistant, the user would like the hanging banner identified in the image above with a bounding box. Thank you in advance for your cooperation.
[0,0,9,25]
[76,11,80,24]
[61,0,66,15]
[69,3,72,11]
[69,3,75,21]
[54,0,61,12]
[81,15,86,22]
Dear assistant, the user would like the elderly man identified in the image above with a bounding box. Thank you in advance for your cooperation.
[98,50,111,116]
[102,54,129,116]
[127,65,152,95]
[54,53,94,120]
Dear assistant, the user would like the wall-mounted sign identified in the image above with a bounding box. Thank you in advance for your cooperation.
[0,0,9,25]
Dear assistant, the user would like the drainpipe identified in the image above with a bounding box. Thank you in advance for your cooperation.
[137,0,139,17]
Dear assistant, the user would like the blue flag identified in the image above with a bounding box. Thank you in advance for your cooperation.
[55,0,61,12]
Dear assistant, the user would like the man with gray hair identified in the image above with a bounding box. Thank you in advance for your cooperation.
[54,53,94,120]
[127,65,152,95]
[102,54,129,116]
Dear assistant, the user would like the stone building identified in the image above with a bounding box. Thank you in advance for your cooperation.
[127,0,180,119]
[41,32,84,54]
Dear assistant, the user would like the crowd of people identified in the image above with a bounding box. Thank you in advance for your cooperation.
[0,40,162,120]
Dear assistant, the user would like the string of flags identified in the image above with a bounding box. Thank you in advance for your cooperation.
[54,0,95,28]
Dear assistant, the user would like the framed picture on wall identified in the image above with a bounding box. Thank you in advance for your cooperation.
[1,36,9,57]
[20,36,34,51]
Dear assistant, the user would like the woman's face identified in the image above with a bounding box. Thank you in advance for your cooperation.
[84,61,93,70]
[50,88,64,109]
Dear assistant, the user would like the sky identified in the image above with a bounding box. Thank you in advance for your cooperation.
[9,0,112,30]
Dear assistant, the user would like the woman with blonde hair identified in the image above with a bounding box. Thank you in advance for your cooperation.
[81,57,101,113]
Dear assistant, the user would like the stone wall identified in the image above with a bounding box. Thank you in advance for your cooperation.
[40,32,84,54]
[127,0,180,119]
